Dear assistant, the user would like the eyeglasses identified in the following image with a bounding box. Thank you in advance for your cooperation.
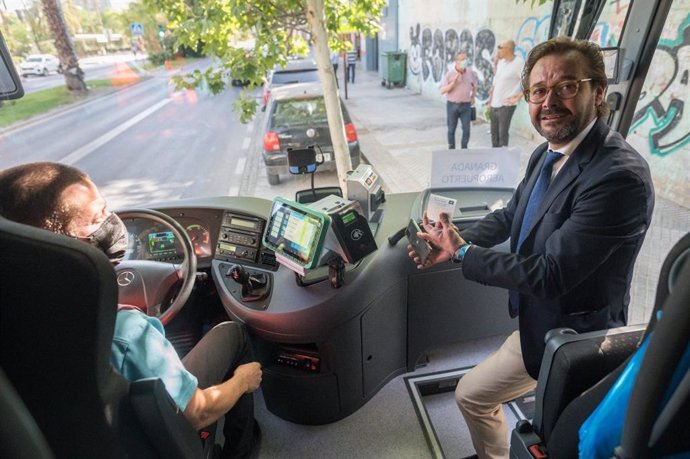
[524,78,593,104]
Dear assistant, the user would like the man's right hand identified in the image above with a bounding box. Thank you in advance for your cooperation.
[235,361,262,393]
[408,212,465,269]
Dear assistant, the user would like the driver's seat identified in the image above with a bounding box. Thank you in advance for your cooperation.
[0,216,211,458]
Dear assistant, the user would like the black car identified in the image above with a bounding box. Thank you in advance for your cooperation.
[261,82,361,185]
[261,57,320,110]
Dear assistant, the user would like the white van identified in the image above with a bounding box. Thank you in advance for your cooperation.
[19,54,61,77]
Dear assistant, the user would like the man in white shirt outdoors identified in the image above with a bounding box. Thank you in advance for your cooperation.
[489,40,524,147]
[440,52,478,149]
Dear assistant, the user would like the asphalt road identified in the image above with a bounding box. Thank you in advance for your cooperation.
[2,68,260,211]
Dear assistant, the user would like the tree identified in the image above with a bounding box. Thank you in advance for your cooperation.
[41,0,86,90]
[151,0,385,191]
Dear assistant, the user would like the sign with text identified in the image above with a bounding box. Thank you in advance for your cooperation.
[430,147,521,189]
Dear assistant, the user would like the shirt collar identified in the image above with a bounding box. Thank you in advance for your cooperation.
[548,118,597,156]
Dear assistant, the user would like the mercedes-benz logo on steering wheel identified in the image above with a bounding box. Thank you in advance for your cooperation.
[117,271,135,286]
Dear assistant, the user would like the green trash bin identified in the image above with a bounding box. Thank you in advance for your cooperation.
[381,51,407,88]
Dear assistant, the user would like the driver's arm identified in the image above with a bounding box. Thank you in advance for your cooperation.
[183,361,262,430]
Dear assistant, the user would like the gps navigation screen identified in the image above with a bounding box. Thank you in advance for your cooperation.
[264,198,329,271]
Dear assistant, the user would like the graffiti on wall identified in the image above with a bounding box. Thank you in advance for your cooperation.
[408,16,550,102]
[514,15,551,60]
[407,8,690,158]
[408,23,496,101]
[630,15,690,157]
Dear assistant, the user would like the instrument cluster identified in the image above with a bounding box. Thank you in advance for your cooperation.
[121,216,214,263]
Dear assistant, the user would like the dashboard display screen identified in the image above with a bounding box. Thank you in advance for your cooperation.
[263,197,329,271]
[231,217,257,230]
[148,231,176,254]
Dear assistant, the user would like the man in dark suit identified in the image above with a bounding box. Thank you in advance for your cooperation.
[409,37,654,458]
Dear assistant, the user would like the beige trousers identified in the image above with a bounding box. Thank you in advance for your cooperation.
[455,330,537,459]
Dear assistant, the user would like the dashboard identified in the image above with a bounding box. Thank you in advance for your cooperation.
[119,206,277,270]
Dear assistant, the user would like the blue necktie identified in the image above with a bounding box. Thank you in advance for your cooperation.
[509,149,564,316]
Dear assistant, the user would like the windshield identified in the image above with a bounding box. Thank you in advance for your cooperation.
[271,70,320,85]
[0,0,689,327]
[272,98,328,125]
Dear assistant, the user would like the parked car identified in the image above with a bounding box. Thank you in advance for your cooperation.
[19,54,61,77]
[261,57,319,110]
[262,82,361,185]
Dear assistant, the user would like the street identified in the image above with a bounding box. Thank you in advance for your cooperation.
[1,56,340,210]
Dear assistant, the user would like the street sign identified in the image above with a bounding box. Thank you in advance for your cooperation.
[130,23,144,36]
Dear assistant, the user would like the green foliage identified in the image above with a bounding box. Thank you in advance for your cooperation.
[0,79,113,127]
[149,50,174,65]
[147,0,385,120]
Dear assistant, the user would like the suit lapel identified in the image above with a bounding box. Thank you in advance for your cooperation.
[517,119,609,246]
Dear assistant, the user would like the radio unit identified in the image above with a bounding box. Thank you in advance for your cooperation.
[217,242,257,262]
[216,212,266,265]
[219,228,260,247]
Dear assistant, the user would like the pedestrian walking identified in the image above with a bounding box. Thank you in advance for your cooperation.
[347,49,357,84]
[440,52,477,149]
[489,40,524,147]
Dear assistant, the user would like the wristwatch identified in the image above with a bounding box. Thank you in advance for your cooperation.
[450,243,472,263]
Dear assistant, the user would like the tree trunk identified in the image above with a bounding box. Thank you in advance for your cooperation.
[41,0,86,91]
[305,0,353,195]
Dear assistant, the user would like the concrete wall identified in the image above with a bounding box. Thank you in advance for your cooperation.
[398,0,689,208]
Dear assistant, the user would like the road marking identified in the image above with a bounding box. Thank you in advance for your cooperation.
[246,123,254,134]
[227,158,246,196]
[235,157,246,174]
[61,98,171,165]
[242,136,251,150]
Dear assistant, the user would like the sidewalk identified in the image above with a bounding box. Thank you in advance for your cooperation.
[343,68,539,193]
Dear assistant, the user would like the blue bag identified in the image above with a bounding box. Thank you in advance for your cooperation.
[579,314,690,458]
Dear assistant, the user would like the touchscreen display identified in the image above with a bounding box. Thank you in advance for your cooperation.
[263,198,329,270]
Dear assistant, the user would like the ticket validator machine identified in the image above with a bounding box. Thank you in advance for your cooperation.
[346,164,385,225]
[262,195,377,288]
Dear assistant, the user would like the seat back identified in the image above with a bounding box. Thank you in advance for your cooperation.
[0,216,127,457]
[0,216,203,458]
[618,239,690,457]
[511,231,690,456]
[0,366,55,459]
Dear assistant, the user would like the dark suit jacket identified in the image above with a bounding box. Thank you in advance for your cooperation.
[461,118,655,378]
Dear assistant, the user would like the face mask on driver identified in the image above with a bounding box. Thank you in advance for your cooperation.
[80,213,128,264]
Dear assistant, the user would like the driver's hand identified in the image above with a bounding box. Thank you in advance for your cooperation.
[234,362,262,393]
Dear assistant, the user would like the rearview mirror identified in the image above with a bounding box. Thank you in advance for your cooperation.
[0,32,24,101]
[287,146,318,174]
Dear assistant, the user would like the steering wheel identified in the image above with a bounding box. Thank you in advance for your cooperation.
[114,209,197,325]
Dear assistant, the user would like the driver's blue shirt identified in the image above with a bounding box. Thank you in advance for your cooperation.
[111,308,198,411]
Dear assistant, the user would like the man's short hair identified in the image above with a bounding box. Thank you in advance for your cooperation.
[0,162,89,234]
[521,37,609,118]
